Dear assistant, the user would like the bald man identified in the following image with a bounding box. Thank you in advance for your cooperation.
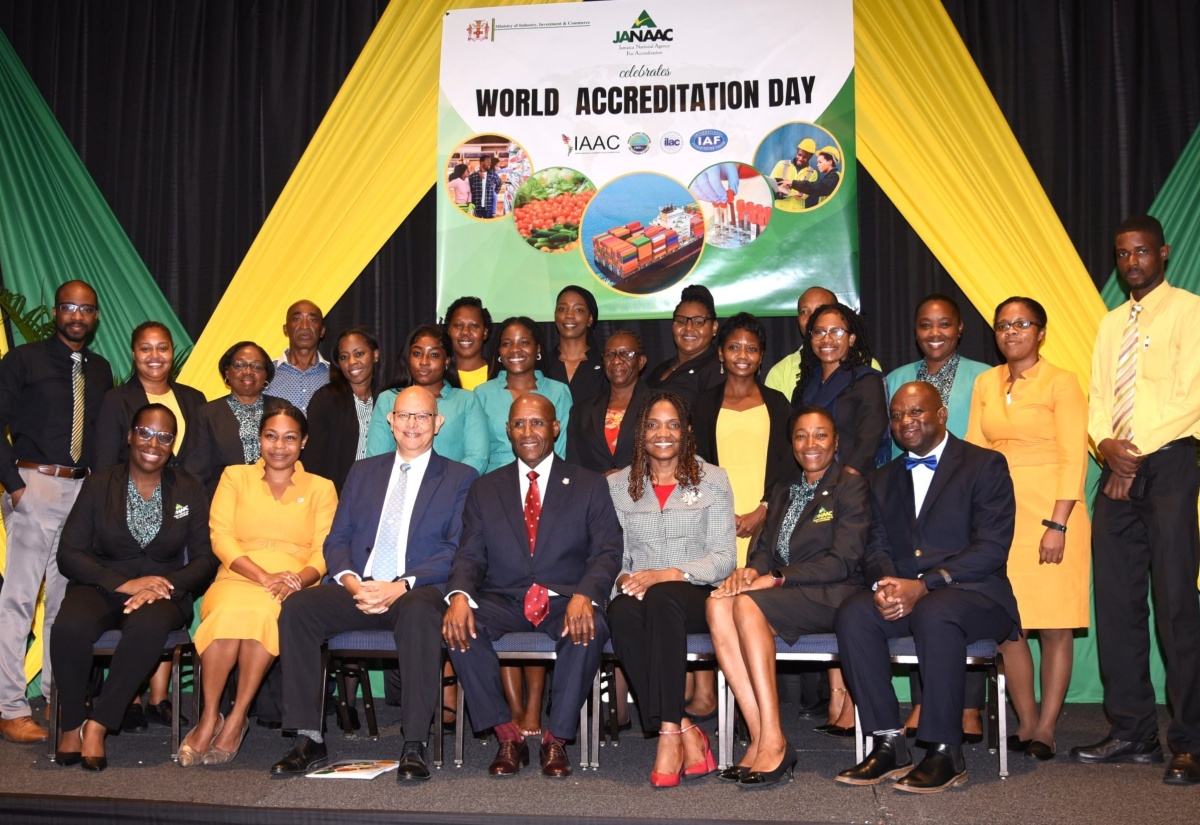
[443,394,621,778]
[271,386,478,781]
[271,300,329,412]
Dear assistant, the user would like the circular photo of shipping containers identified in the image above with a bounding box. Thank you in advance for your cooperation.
[511,167,596,254]
[688,162,774,249]
[444,134,530,220]
[580,173,703,296]
[753,122,845,214]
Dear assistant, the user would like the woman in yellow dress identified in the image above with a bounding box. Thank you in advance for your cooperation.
[966,296,1090,761]
[180,402,337,766]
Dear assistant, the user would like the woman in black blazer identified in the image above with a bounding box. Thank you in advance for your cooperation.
[566,329,651,475]
[645,284,723,406]
[542,285,609,404]
[707,406,869,786]
[93,322,207,471]
[51,404,217,771]
[183,341,282,497]
[301,327,380,492]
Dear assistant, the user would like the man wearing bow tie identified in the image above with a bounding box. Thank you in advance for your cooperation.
[833,381,1019,793]
[442,394,621,778]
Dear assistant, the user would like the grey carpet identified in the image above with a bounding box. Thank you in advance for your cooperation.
[1,700,1195,824]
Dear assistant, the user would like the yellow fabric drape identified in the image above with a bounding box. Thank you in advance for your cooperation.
[178,0,575,400]
[855,0,1107,388]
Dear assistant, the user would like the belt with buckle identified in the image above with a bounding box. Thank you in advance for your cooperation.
[15,460,88,479]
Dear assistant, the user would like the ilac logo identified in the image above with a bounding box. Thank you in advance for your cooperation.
[690,129,728,152]
[466,19,491,42]
[614,10,674,44]
[660,131,683,154]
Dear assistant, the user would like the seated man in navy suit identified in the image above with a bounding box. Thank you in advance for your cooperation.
[834,381,1019,793]
[269,386,478,780]
[442,394,622,778]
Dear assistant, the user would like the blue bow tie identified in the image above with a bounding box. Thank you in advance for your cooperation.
[904,454,937,471]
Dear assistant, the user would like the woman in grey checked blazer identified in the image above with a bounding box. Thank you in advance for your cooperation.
[606,391,737,787]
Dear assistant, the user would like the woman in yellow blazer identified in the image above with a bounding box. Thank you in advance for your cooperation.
[180,402,337,766]
[966,297,1090,761]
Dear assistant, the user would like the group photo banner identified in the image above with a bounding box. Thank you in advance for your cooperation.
[436,0,857,320]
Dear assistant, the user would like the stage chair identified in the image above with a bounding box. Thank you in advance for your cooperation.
[47,627,195,762]
[321,630,450,768]
[454,632,600,770]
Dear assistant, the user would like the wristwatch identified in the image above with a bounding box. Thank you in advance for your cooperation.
[1042,519,1067,533]
[769,570,785,587]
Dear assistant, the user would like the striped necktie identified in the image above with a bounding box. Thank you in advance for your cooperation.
[1112,303,1143,441]
[371,463,410,582]
[70,352,84,463]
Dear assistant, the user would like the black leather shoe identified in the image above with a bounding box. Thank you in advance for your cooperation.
[718,764,750,782]
[1070,735,1163,764]
[1164,752,1200,786]
[1007,734,1031,752]
[894,743,967,793]
[121,702,148,733]
[540,737,573,778]
[270,735,329,775]
[1027,740,1056,761]
[836,733,912,785]
[80,754,108,772]
[146,700,188,728]
[488,739,529,776]
[336,706,361,733]
[814,723,855,738]
[739,744,797,788]
[396,741,431,781]
[962,732,984,745]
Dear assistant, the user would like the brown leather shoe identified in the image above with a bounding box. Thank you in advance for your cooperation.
[488,738,529,776]
[540,738,573,778]
[0,716,49,743]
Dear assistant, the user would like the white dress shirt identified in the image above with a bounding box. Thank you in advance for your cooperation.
[909,432,950,515]
[335,448,431,587]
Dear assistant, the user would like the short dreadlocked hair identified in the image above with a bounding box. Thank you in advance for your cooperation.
[626,391,704,502]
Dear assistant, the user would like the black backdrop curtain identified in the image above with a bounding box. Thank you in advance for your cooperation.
[0,0,1197,377]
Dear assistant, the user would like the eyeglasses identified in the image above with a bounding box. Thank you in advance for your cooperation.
[672,315,714,328]
[602,350,640,362]
[391,411,434,424]
[56,302,98,316]
[993,319,1042,332]
[810,327,849,340]
[230,360,267,373]
[133,426,176,446]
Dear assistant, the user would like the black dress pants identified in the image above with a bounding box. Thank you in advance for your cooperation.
[1093,444,1200,753]
[50,584,189,731]
[609,582,713,731]
[279,584,446,741]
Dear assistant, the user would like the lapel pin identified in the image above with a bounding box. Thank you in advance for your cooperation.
[562,477,570,485]
[297,497,304,503]
[822,490,829,496]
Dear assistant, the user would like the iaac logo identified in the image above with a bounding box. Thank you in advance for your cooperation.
[628,132,652,155]
[660,131,683,154]
[613,10,674,44]
[466,20,491,42]
[690,129,728,153]
[563,133,622,156]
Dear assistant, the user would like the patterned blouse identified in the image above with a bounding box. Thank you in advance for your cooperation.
[775,476,820,564]
[916,351,961,408]
[126,477,163,549]
[226,394,264,464]
[353,395,374,461]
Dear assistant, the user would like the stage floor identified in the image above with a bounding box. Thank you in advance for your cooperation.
[0,700,1193,824]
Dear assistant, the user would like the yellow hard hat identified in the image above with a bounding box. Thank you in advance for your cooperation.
[797,138,817,154]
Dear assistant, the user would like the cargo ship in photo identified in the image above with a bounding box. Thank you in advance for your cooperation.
[590,203,704,291]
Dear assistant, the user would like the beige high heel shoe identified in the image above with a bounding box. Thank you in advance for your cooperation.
[178,713,223,767]
[203,717,249,765]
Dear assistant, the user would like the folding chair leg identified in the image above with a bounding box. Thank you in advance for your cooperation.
[717,668,730,770]
[855,705,866,763]
[170,646,183,759]
[359,664,378,738]
[47,682,58,761]
[996,656,1008,778]
[333,661,355,737]
[589,669,600,769]
[454,676,466,767]
[318,646,330,738]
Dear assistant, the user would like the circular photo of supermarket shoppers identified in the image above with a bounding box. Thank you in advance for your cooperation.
[754,123,844,213]
[445,134,527,220]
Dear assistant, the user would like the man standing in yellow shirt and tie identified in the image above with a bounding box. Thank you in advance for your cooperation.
[1072,215,1200,786]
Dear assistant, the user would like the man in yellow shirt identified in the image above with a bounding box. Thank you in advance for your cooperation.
[1072,215,1200,786]
[769,138,818,213]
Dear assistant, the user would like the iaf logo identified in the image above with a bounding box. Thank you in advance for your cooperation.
[628,132,652,155]
[690,129,728,152]
[660,131,683,154]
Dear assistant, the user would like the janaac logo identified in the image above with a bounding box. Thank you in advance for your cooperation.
[613,9,674,45]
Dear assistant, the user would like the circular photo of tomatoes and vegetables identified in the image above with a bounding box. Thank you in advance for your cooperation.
[512,167,596,254]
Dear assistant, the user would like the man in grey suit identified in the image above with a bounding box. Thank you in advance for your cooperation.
[269,386,477,781]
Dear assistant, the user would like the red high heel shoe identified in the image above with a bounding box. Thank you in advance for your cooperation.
[650,726,688,787]
[683,725,718,780]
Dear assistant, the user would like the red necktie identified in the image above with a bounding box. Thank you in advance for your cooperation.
[523,470,549,626]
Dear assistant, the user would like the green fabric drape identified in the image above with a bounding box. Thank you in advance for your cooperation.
[1100,124,1200,309]
[0,29,192,379]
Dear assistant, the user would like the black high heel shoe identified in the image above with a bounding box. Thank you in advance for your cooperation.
[718,764,750,782]
[739,744,798,788]
[54,729,82,767]
[79,721,107,772]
